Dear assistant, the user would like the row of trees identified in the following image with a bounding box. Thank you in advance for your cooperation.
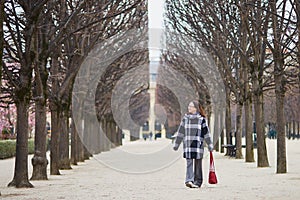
[1,0,299,190]
[1,0,148,188]
[162,0,299,173]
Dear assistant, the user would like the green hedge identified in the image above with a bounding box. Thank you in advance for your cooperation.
[0,139,35,159]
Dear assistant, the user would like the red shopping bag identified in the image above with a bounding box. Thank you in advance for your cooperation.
[209,151,218,184]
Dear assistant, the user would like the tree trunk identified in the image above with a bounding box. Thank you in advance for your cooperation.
[270,0,287,172]
[59,110,71,169]
[225,87,232,155]
[50,108,61,175]
[111,120,117,148]
[71,118,78,165]
[297,122,300,139]
[276,87,286,173]
[117,126,123,146]
[101,117,110,151]
[214,112,220,152]
[90,115,101,154]
[288,122,291,139]
[220,129,224,153]
[8,100,33,188]
[254,91,269,167]
[83,117,92,159]
[104,117,111,150]
[77,132,85,162]
[220,109,225,153]
[99,120,106,152]
[95,119,101,153]
[245,96,255,162]
[105,117,112,148]
[235,102,243,159]
[83,146,91,160]
[292,120,296,139]
[130,127,140,141]
[49,55,60,175]
[31,100,48,180]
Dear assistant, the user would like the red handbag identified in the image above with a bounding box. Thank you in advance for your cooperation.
[209,151,218,184]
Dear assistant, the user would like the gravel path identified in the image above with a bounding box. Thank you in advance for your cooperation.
[0,138,299,200]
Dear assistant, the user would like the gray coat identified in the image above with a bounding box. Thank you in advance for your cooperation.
[173,113,213,159]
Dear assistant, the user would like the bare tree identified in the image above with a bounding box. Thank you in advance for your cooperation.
[164,0,248,159]
[25,0,147,175]
[260,0,298,172]
[269,0,287,173]
[28,0,89,178]
[3,0,50,188]
[30,1,53,180]
[95,49,149,142]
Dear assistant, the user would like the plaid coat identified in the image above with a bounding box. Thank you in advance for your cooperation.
[173,113,213,159]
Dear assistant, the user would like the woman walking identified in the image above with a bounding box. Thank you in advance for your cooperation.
[173,101,213,188]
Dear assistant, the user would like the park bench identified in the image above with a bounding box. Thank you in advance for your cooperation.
[222,144,236,157]
[222,144,247,157]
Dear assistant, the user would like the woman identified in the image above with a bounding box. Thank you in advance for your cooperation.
[173,101,213,188]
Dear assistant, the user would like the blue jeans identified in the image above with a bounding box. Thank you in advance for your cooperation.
[185,158,203,186]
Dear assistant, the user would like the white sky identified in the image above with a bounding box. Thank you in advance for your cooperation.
[148,0,165,60]
[148,0,164,29]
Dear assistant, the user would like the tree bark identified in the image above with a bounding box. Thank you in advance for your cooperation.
[111,120,117,148]
[50,108,61,175]
[100,118,106,151]
[31,34,49,180]
[102,117,111,150]
[77,131,85,162]
[225,87,232,156]
[273,41,287,172]
[59,110,71,170]
[50,55,61,175]
[245,95,255,162]
[235,102,244,159]
[105,117,112,148]
[214,113,220,152]
[276,87,286,173]
[70,118,78,165]
[117,126,123,146]
[253,89,269,167]
[31,100,48,180]
[90,115,101,154]
[293,120,296,139]
[244,66,255,162]
[220,129,224,153]
[270,0,287,172]
[297,122,300,139]
[96,119,102,153]
[83,117,92,159]
[130,127,140,141]
[8,100,33,188]
[286,122,290,139]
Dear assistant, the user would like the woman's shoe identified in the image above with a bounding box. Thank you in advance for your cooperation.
[194,182,202,188]
[185,182,199,188]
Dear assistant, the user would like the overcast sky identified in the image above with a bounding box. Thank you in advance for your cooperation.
[148,0,164,29]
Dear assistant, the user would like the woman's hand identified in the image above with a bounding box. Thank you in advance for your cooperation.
[208,143,214,152]
[173,146,179,151]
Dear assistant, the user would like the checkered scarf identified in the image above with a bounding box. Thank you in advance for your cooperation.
[173,113,212,159]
